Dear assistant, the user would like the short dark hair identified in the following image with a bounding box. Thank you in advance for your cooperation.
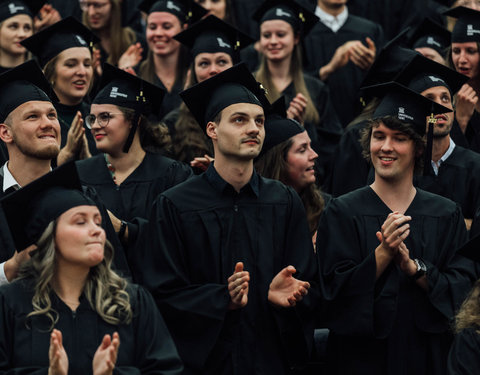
[360,116,426,174]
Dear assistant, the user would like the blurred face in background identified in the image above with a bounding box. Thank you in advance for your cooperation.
[0,14,33,57]
[451,42,480,78]
[195,0,227,20]
[83,0,112,31]
[194,52,233,82]
[146,12,183,57]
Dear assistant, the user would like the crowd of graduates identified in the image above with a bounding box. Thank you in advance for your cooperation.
[0,0,479,374]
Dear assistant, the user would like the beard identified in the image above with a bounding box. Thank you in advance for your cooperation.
[13,134,60,160]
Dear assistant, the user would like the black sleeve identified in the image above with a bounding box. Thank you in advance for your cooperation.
[448,327,480,375]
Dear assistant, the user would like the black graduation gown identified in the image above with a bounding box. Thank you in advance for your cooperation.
[316,187,476,375]
[134,165,319,375]
[0,279,183,374]
[447,327,480,375]
[450,112,480,154]
[415,146,480,221]
[54,101,98,156]
[154,75,185,122]
[76,152,192,252]
[303,15,384,127]
[324,120,371,196]
[281,76,343,183]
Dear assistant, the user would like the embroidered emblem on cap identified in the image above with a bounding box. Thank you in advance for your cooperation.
[428,75,445,84]
[75,35,87,46]
[167,1,181,12]
[467,24,480,36]
[426,37,441,48]
[110,87,129,99]
[217,37,231,49]
[275,8,292,18]
[8,3,25,14]
[398,107,414,122]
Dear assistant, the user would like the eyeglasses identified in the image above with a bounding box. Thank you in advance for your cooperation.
[85,112,123,129]
[79,1,109,12]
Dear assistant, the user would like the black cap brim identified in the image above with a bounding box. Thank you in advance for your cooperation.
[138,0,207,24]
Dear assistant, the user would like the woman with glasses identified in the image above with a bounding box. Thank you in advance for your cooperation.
[21,17,100,165]
[76,64,191,251]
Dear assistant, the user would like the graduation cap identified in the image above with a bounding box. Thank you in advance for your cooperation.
[0,161,96,251]
[259,96,305,157]
[174,15,254,63]
[443,6,480,43]
[21,17,99,67]
[408,17,451,56]
[395,53,469,95]
[138,0,207,24]
[92,63,166,153]
[0,59,58,123]
[363,81,452,136]
[0,0,45,23]
[360,27,418,92]
[252,0,318,36]
[180,62,270,132]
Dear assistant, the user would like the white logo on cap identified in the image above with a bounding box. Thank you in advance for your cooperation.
[398,107,414,121]
[275,8,292,18]
[75,35,87,46]
[428,75,445,83]
[109,87,129,99]
[167,1,181,12]
[426,37,441,48]
[8,3,25,14]
[217,37,231,49]
[467,24,480,36]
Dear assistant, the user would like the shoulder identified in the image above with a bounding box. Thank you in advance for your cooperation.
[345,14,382,32]
[0,278,34,310]
[413,188,460,216]
[451,146,480,166]
[76,154,104,171]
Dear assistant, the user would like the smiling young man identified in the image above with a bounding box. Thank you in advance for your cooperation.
[316,82,476,375]
[135,63,318,375]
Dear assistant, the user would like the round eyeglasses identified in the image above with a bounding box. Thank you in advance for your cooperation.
[85,112,123,129]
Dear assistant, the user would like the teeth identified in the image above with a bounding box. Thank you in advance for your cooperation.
[380,157,394,161]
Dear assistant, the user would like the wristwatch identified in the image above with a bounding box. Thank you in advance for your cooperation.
[118,220,128,239]
[411,258,427,280]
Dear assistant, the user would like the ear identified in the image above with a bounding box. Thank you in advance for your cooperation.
[0,123,13,144]
[206,121,217,140]
[294,32,300,45]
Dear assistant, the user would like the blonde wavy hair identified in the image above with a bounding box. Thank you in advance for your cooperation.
[19,220,132,329]
[455,279,480,333]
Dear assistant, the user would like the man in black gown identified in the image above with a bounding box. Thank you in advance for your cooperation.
[303,0,384,126]
[135,63,318,375]
[316,82,476,375]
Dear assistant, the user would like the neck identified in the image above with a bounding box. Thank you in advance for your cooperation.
[432,135,450,163]
[106,136,145,183]
[317,1,345,16]
[370,173,416,214]
[6,154,52,187]
[267,58,292,93]
[0,52,25,68]
[52,266,88,310]
[213,155,254,193]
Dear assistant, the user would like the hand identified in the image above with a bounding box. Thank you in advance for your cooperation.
[228,262,249,310]
[347,37,376,70]
[4,245,35,282]
[34,4,61,31]
[93,332,120,375]
[118,43,143,70]
[190,154,214,171]
[123,67,137,76]
[183,68,192,90]
[57,112,85,165]
[79,133,92,160]
[319,41,353,80]
[394,242,417,277]
[455,83,478,133]
[375,212,411,257]
[268,265,310,308]
[48,329,68,375]
[286,93,308,124]
[93,48,103,77]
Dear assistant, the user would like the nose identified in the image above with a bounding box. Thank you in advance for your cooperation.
[89,221,104,236]
[309,147,318,160]
[208,64,220,76]
[246,119,260,136]
[380,136,394,152]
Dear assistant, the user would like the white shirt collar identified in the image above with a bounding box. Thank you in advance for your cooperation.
[315,5,348,33]
[431,138,455,176]
[2,162,21,192]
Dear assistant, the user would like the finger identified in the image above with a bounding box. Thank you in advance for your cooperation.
[234,262,244,273]
[365,36,376,51]
[376,231,383,243]
[283,265,296,277]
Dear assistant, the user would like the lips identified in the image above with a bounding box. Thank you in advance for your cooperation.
[94,133,106,140]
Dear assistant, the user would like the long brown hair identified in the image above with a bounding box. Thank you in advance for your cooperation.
[83,0,136,65]
[255,136,324,235]
[255,43,320,125]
